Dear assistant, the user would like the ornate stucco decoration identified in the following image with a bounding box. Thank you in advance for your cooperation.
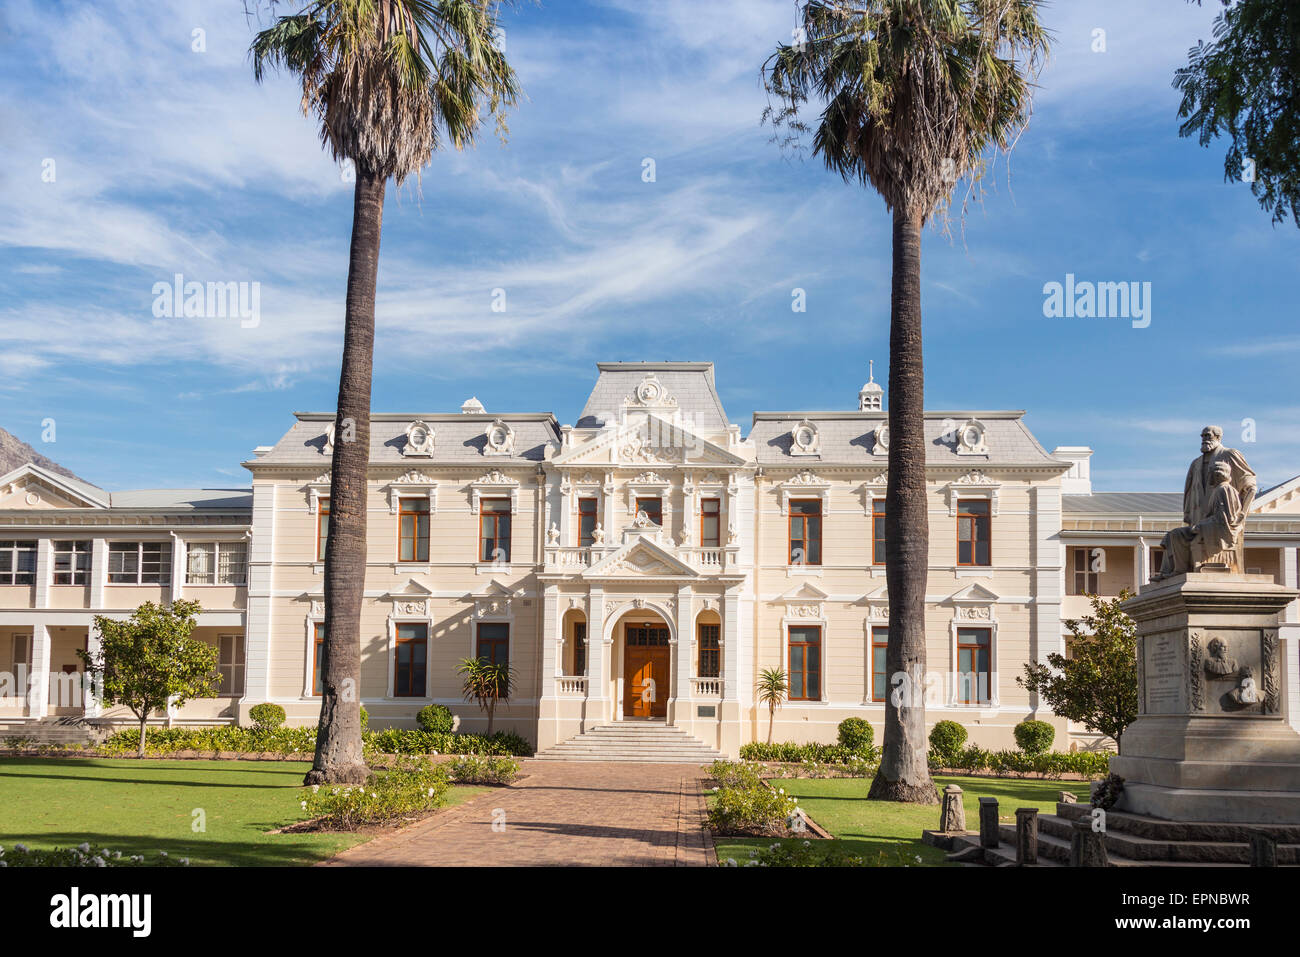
[321,423,336,456]
[945,469,1000,516]
[304,472,331,510]
[469,469,521,511]
[955,418,988,455]
[778,469,831,515]
[1189,632,1206,712]
[623,373,678,410]
[484,419,515,456]
[619,430,685,465]
[1263,630,1281,714]
[403,420,435,457]
[790,419,821,457]
[386,470,438,514]
[872,424,889,455]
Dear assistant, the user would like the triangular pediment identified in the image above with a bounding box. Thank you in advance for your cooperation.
[776,581,831,602]
[583,536,697,579]
[0,464,107,510]
[465,578,514,599]
[383,578,435,599]
[554,414,744,468]
[1254,474,1300,514]
[947,582,1000,604]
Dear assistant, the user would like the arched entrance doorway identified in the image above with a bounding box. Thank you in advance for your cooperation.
[607,607,675,721]
[623,621,670,718]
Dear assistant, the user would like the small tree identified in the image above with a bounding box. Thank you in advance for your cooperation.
[457,657,514,737]
[756,669,788,745]
[1018,593,1139,752]
[78,600,221,757]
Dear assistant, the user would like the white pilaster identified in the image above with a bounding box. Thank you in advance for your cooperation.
[34,539,51,609]
[722,587,740,701]
[243,483,277,711]
[540,584,559,698]
[27,623,50,719]
[674,585,693,705]
[89,538,107,609]
[584,588,608,728]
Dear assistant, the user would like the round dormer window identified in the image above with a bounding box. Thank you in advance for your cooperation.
[490,426,509,447]
[795,425,815,448]
[636,380,661,404]
[876,425,890,451]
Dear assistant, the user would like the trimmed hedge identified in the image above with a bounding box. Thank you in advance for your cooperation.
[836,717,874,754]
[416,704,455,734]
[928,720,968,766]
[928,745,1110,778]
[99,724,534,758]
[248,703,286,731]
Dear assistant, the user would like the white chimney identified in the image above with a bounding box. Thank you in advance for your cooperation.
[461,396,485,415]
[1053,446,1093,495]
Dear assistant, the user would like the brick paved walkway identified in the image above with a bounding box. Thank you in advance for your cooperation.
[320,760,713,867]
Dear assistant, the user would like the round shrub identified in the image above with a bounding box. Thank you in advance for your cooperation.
[836,717,874,754]
[928,720,968,766]
[248,703,286,731]
[1013,719,1055,756]
[416,704,454,734]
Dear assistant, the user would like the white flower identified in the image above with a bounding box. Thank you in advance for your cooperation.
[300,801,307,809]
[180,858,190,866]
[14,844,27,852]
[77,843,90,853]
[158,851,167,858]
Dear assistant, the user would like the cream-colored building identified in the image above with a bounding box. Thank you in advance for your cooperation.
[3,361,1299,755]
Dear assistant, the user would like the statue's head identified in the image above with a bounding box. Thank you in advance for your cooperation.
[1212,462,1231,485]
[1208,636,1227,658]
[1201,425,1223,453]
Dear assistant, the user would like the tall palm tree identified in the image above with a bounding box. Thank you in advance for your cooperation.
[252,0,520,785]
[763,0,1049,803]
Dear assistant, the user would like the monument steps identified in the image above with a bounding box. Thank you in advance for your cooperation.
[1054,801,1300,844]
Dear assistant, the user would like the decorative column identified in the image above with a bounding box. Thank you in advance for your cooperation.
[83,624,103,718]
[674,585,693,707]
[584,588,608,729]
[242,483,276,715]
[540,585,559,698]
[27,623,50,719]
[89,538,107,609]
[722,587,740,702]
[169,532,184,604]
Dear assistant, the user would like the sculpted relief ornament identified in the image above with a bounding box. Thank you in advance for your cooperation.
[1154,426,1257,578]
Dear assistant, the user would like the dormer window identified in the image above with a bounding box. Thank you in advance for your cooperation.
[484,419,515,455]
[403,420,435,457]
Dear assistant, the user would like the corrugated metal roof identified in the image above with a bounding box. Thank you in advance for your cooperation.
[1062,492,1182,515]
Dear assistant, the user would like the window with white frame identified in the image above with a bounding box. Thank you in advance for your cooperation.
[187,542,247,585]
[0,541,36,585]
[107,542,172,585]
[53,540,91,585]
[217,634,245,696]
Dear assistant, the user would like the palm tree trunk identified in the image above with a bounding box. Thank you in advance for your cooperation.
[305,163,386,786]
[869,205,938,804]
[767,704,774,745]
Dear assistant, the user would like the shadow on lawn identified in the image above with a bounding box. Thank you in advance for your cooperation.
[0,757,314,789]
[0,830,346,867]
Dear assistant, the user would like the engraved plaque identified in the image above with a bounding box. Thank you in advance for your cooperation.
[1143,632,1186,714]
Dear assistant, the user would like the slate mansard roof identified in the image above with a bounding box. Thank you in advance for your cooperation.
[247,412,561,468]
[749,410,1067,469]
[576,362,730,431]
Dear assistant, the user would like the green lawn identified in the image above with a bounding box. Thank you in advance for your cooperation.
[713,774,1090,866]
[0,757,485,867]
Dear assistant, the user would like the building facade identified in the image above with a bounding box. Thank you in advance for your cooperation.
[3,361,1299,754]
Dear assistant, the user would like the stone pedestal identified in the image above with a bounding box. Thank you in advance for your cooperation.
[939,784,966,833]
[1015,807,1038,865]
[1113,572,1300,824]
[978,797,999,848]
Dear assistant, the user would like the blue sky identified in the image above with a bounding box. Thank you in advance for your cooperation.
[1,0,1297,493]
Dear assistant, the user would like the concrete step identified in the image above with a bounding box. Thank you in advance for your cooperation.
[1055,801,1300,844]
[987,817,1296,867]
[533,723,723,764]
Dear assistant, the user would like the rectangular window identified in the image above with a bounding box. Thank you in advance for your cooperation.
[53,540,91,585]
[788,625,821,701]
[1149,546,1165,580]
[871,627,889,702]
[572,621,586,675]
[700,498,721,548]
[788,500,822,565]
[317,498,330,561]
[217,633,245,696]
[578,497,598,547]
[871,500,887,566]
[956,627,992,704]
[1070,547,1100,595]
[11,633,30,681]
[635,497,662,526]
[312,622,326,696]
[394,622,428,697]
[476,622,509,668]
[957,499,991,566]
[186,542,248,585]
[698,623,720,678]
[0,541,37,585]
[479,499,511,563]
[107,542,171,585]
[398,498,430,562]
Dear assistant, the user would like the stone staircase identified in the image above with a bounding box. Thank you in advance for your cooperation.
[946,801,1300,866]
[532,723,723,764]
[0,717,105,747]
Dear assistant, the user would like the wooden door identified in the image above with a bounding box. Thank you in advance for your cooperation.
[624,626,670,718]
